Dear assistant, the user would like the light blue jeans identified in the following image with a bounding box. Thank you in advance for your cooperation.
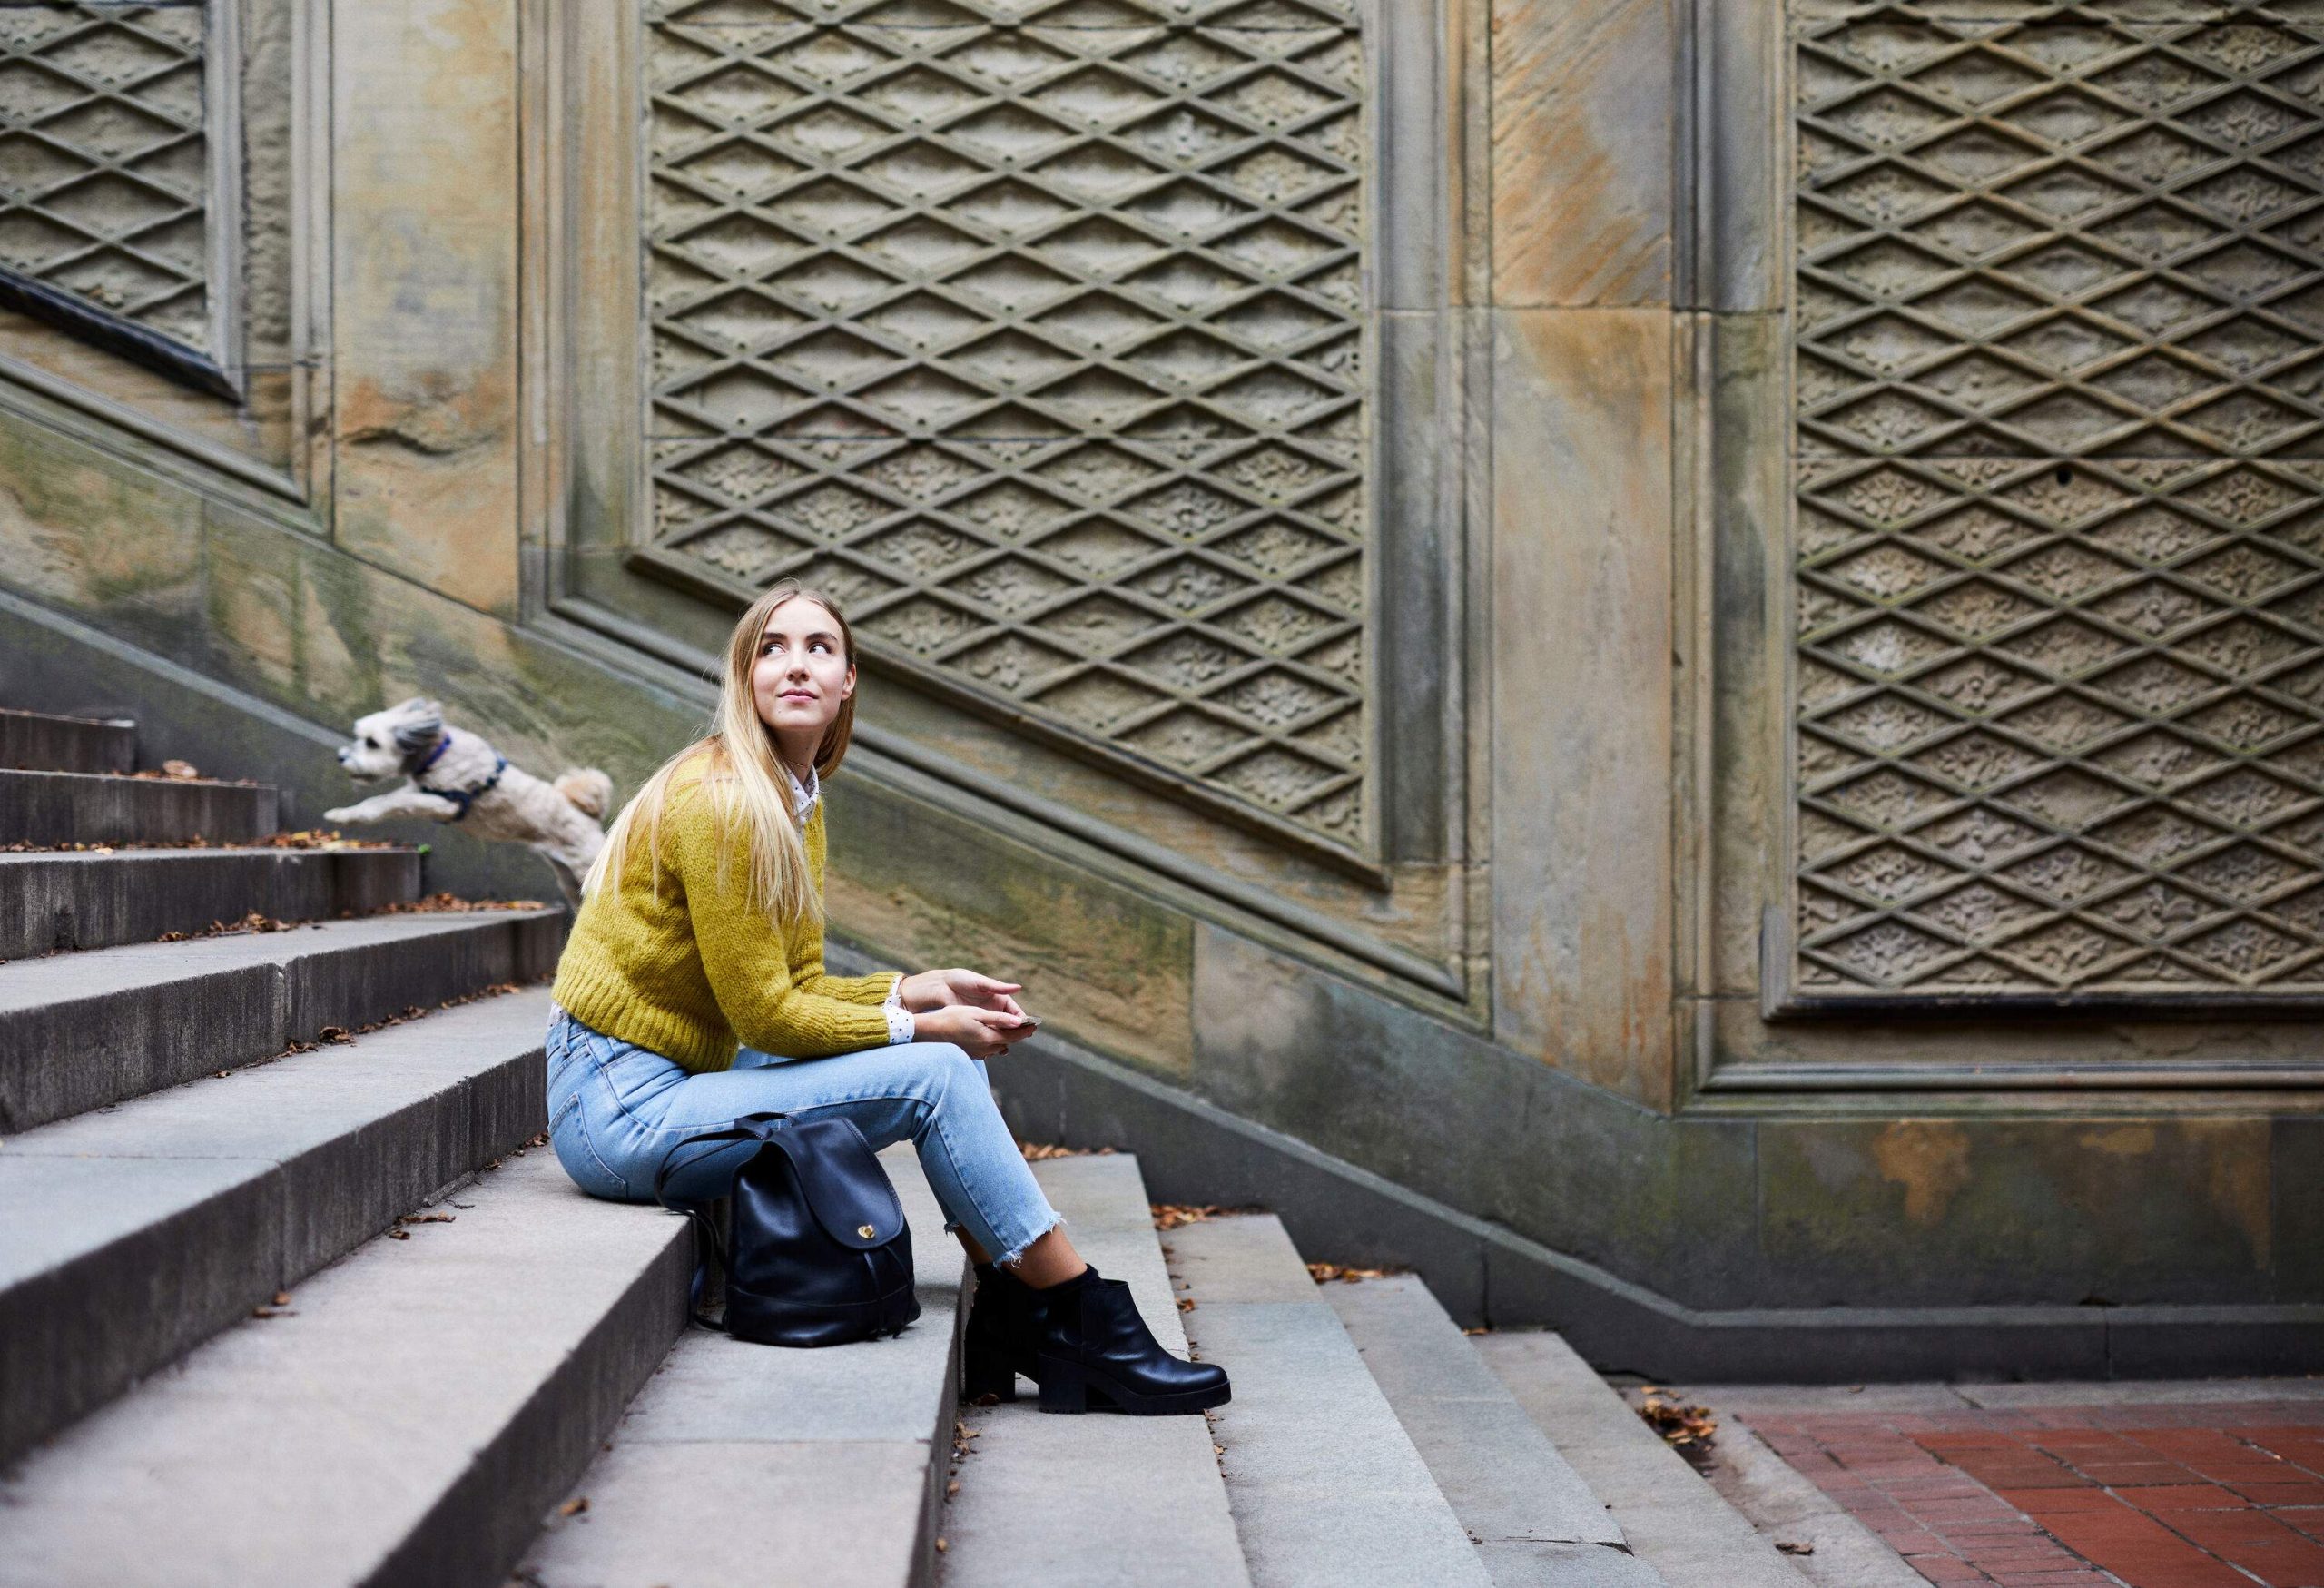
[544,1006,1064,1265]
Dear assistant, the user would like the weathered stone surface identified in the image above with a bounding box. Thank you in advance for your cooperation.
[943,1154,1248,1588]
[523,1146,963,1588]
[828,778,1196,1078]
[0,707,133,775]
[330,0,521,616]
[1490,0,1670,307]
[0,908,563,1130]
[1490,308,1676,1108]
[0,1151,687,1588]
[0,847,422,957]
[1758,1117,2279,1309]
[0,990,555,1466]
[1476,1330,1812,1588]
[0,767,278,846]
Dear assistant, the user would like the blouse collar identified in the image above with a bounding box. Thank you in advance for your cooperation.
[786,760,821,826]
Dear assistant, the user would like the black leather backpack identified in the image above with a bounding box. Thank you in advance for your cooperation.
[654,1111,921,1347]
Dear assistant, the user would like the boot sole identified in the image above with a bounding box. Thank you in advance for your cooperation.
[1034,1357,1232,1416]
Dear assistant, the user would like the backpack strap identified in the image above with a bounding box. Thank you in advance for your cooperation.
[653,1114,787,1331]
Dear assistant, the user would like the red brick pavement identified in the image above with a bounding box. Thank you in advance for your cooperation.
[1744,1403,2324,1587]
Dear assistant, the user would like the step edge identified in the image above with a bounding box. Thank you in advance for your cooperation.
[0,998,554,1465]
[1323,1273,1634,1555]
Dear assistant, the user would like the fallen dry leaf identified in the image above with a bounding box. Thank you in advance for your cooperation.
[1305,1261,1403,1284]
[559,1497,588,1518]
[1149,1203,1257,1231]
[1637,1388,1717,1453]
[1777,1542,1814,1555]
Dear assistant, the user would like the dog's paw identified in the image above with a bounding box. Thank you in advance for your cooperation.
[322,805,359,824]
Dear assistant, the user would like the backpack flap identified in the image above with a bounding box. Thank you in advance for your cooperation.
[768,1114,908,1251]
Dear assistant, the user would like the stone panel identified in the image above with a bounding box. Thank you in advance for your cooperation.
[1490,307,1675,1108]
[1488,0,1671,308]
[330,0,521,614]
[1759,1116,2277,1308]
[1787,5,2324,1004]
[0,4,220,368]
[634,0,1372,860]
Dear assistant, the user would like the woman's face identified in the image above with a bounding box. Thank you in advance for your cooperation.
[752,598,854,748]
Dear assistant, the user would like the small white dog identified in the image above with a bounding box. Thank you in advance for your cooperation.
[326,697,613,907]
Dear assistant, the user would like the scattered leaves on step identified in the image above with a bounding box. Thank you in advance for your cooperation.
[946,1480,960,1496]
[388,1228,411,1240]
[400,1212,456,1226]
[320,1026,354,1045]
[1149,1203,1258,1230]
[1637,1387,1718,1453]
[378,893,547,913]
[559,1497,589,1518]
[1017,1140,1117,1161]
[1777,1541,1814,1555]
[251,1289,297,1319]
[1462,1326,1491,1336]
[1305,1262,1404,1285]
[1177,1296,1196,1313]
[934,1537,948,1554]
[163,759,200,779]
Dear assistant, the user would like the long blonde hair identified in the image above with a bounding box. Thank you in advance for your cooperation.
[584,582,859,923]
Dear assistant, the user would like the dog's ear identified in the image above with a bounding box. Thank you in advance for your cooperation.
[390,699,444,756]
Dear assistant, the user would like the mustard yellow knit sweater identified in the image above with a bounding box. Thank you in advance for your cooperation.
[550,757,896,1071]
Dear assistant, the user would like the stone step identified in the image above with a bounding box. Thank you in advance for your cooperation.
[940,1154,1252,1588]
[1167,1214,1492,1588]
[0,845,422,957]
[0,987,556,1467]
[1472,1332,1813,1588]
[519,1146,968,1588]
[0,907,565,1132]
[0,1149,688,1588]
[0,708,133,775]
[1324,1276,1663,1588]
[0,767,281,847]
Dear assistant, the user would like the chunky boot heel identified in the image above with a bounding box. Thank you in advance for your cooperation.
[1027,1266,1229,1417]
[1036,1360,1090,1414]
[961,1341,1017,1403]
[960,1262,1028,1402]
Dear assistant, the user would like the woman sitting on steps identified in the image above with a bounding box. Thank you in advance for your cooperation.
[544,579,1229,1417]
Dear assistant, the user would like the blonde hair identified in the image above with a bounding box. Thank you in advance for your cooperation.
[584,582,858,923]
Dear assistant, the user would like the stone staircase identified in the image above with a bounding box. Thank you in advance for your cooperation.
[0,705,1812,1588]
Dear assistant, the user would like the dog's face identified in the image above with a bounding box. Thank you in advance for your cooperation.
[336,697,444,781]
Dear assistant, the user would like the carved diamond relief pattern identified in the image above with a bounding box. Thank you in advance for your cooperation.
[640,0,1367,853]
[1793,4,2324,999]
[0,4,211,351]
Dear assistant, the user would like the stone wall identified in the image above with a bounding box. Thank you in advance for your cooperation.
[0,0,2318,1375]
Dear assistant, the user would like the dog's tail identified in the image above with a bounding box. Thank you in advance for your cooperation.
[555,768,615,823]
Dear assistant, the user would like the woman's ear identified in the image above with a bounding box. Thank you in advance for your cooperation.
[840,662,856,700]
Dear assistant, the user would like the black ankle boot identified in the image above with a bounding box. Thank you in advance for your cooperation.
[1029,1266,1231,1416]
[960,1263,1030,1403]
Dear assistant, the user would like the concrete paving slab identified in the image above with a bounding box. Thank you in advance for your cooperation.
[0,989,555,1465]
[0,1150,690,1588]
[0,708,133,775]
[0,767,279,846]
[1473,1332,1812,1588]
[0,847,421,956]
[1168,1214,1492,1588]
[940,1153,1251,1588]
[522,1145,969,1588]
[1324,1276,1658,1588]
[0,907,563,1129]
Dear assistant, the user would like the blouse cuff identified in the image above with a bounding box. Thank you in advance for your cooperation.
[882,973,915,1046]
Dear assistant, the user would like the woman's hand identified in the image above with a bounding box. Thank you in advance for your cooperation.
[913,1004,1037,1060]
[898,968,1025,1018]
